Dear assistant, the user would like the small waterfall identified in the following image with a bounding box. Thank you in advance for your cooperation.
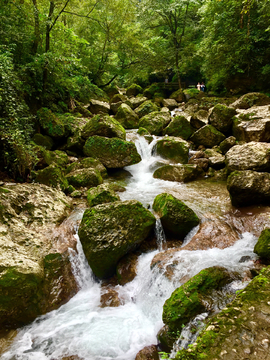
[154,218,167,251]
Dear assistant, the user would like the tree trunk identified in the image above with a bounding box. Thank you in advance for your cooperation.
[31,0,40,55]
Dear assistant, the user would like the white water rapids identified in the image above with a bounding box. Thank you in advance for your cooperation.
[2,132,258,360]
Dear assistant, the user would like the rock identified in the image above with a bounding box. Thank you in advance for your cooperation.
[81,114,126,140]
[88,99,110,114]
[227,170,270,207]
[188,151,209,172]
[110,93,127,104]
[32,133,54,150]
[83,135,141,168]
[115,103,140,129]
[219,136,236,154]
[33,164,69,191]
[126,84,143,97]
[190,110,209,129]
[254,229,270,260]
[230,92,270,109]
[116,253,138,285]
[137,127,150,136]
[163,115,195,140]
[155,137,190,163]
[42,149,70,168]
[157,325,176,353]
[225,142,270,172]
[208,104,237,134]
[232,105,270,142]
[66,157,107,179]
[153,193,200,238]
[110,101,122,114]
[135,100,160,118]
[162,266,236,331]
[87,183,120,207]
[37,108,75,139]
[78,200,156,279]
[66,168,103,189]
[162,98,178,110]
[100,288,121,308]
[169,89,185,102]
[190,125,226,148]
[208,155,225,170]
[138,111,171,135]
[125,96,148,110]
[135,345,159,360]
[65,131,85,156]
[153,164,204,183]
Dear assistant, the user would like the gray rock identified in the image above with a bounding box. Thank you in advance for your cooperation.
[208,104,236,134]
[153,164,204,183]
[230,92,270,110]
[190,110,209,129]
[88,99,110,114]
[162,98,178,110]
[125,96,148,110]
[190,125,226,148]
[81,114,126,140]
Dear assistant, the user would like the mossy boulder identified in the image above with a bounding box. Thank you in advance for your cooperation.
[190,125,226,148]
[208,104,237,134]
[66,157,107,179]
[32,133,54,150]
[88,99,110,114]
[81,114,126,140]
[66,168,103,189]
[115,104,140,129]
[230,92,270,109]
[143,83,163,99]
[83,135,141,168]
[254,228,270,260]
[87,183,120,207]
[138,111,171,135]
[33,164,69,191]
[190,110,209,129]
[125,96,148,110]
[135,100,160,118]
[219,136,236,154]
[65,131,85,155]
[153,193,199,238]
[78,200,156,279]
[42,149,69,168]
[110,93,127,104]
[162,98,178,111]
[170,89,185,102]
[163,266,235,331]
[227,170,270,207]
[137,127,150,136]
[153,164,204,183]
[155,137,190,163]
[163,115,195,139]
[126,84,143,97]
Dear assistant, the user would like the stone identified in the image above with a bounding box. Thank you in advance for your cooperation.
[169,89,185,102]
[37,108,75,139]
[33,164,69,191]
[115,103,140,129]
[116,253,138,285]
[162,98,178,110]
[137,127,150,136]
[135,345,159,360]
[135,100,160,118]
[110,101,122,114]
[138,111,171,135]
[66,168,103,189]
[42,149,69,168]
[209,104,237,134]
[78,200,156,279]
[87,183,120,207]
[225,142,270,172]
[88,99,110,114]
[163,115,195,140]
[126,84,143,97]
[125,96,148,110]
[230,92,270,110]
[83,135,141,168]
[153,164,204,183]
[155,137,190,163]
[100,288,121,308]
[190,125,226,148]
[188,151,209,172]
[32,133,54,150]
[81,114,126,140]
[209,155,225,170]
[219,136,236,154]
[254,229,270,260]
[66,157,107,179]
[157,325,176,353]
[190,110,209,129]
[227,170,270,207]
[110,93,127,104]
[153,193,200,238]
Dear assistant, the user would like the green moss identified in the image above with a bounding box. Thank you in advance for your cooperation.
[126,84,143,97]
[32,133,54,150]
[163,116,194,140]
[0,188,10,194]
[33,164,69,191]
[81,114,126,139]
[156,137,190,163]
[66,168,103,189]
[254,228,270,260]
[137,127,150,136]
[135,100,160,118]
[87,184,120,207]
[115,104,139,129]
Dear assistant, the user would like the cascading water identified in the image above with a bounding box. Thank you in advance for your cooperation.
[2,133,259,360]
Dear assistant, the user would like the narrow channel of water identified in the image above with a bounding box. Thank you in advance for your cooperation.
[2,133,258,360]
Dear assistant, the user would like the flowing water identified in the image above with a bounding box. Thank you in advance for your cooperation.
[2,132,259,360]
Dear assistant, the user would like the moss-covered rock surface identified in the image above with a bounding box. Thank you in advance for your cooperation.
[153,164,204,183]
[254,229,270,260]
[66,168,103,189]
[81,114,126,140]
[135,100,160,118]
[190,125,226,148]
[115,104,140,129]
[155,137,190,163]
[163,115,195,139]
[87,183,120,207]
[138,111,171,135]
[208,104,236,134]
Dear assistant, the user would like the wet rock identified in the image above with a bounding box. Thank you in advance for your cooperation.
[115,103,140,129]
[157,325,176,353]
[153,164,204,183]
[219,136,236,154]
[225,142,270,172]
[230,92,270,110]
[100,288,121,308]
[190,110,209,129]
[83,135,141,168]
[162,98,178,110]
[190,125,226,148]
[78,200,156,279]
[116,253,138,285]
[110,101,122,114]
[227,170,270,207]
[81,114,126,140]
[135,100,160,118]
[135,345,159,360]
[137,127,151,136]
[153,193,199,239]
[163,115,195,140]
[66,168,103,189]
[208,104,237,134]
[138,111,171,135]
[155,137,190,163]
[87,183,120,207]
[254,228,270,261]
[88,99,110,114]
[62,356,83,360]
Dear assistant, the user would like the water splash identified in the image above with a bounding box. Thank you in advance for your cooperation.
[154,218,167,251]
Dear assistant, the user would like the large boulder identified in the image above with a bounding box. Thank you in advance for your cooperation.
[225,142,270,172]
[87,183,120,207]
[66,168,103,189]
[135,100,160,118]
[83,135,141,168]
[81,114,126,140]
[135,345,159,360]
[163,115,194,139]
[88,99,110,114]
[66,157,107,179]
[126,84,143,97]
[162,267,236,331]
[208,104,237,134]
[219,136,236,154]
[125,96,148,110]
[153,193,199,238]
[190,125,226,148]
[232,105,270,142]
[230,92,270,109]
[32,164,69,191]
[155,137,190,163]
[78,200,156,279]
[153,164,204,183]
[169,89,185,102]
[138,111,171,135]
[227,170,270,207]
[190,110,209,129]
[37,108,75,139]
[114,103,140,129]
[32,133,54,150]
[254,229,270,261]
[162,98,178,111]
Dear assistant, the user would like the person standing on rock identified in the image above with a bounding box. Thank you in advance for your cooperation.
[197,82,201,91]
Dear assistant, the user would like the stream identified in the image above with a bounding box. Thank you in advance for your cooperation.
[2,132,259,360]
